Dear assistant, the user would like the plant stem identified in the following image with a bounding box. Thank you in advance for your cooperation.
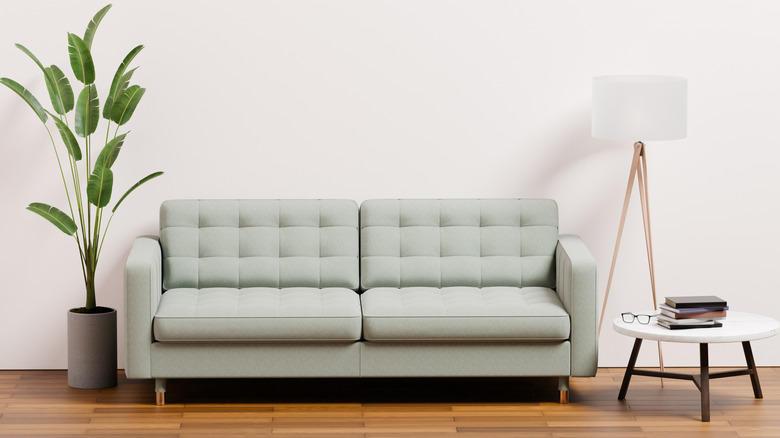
[85,250,96,310]
[86,133,92,261]
[44,124,89,303]
[93,206,102,274]
[70,154,88,254]
[43,125,77,225]
[96,212,114,263]
[84,87,93,274]
[94,127,121,266]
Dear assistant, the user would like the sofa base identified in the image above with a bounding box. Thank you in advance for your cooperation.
[150,342,361,378]
[147,341,573,405]
[361,341,570,377]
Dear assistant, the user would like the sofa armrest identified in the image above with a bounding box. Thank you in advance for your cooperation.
[556,234,598,377]
[124,236,162,379]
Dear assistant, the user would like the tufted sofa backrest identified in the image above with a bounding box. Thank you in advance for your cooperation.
[160,200,359,290]
[360,199,558,289]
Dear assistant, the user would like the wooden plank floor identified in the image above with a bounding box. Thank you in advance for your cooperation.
[0,367,778,437]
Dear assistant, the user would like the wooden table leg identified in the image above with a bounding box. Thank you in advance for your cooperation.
[700,343,710,422]
[742,341,763,399]
[618,338,643,400]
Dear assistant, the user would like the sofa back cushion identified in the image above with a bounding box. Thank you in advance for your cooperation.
[160,200,359,290]
[360,199,558,289]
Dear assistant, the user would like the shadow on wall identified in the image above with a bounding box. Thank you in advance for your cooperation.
[0,104,51,198]
[508,102,622,236]
[95,250,129,311]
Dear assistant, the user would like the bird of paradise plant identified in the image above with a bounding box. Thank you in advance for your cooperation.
[1,4,163,313]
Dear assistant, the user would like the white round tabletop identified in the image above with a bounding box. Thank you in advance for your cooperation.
[613,311,780,343]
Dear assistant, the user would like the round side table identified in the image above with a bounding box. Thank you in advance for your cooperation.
[613,311,779,422]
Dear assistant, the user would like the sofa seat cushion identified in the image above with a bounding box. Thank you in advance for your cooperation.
[360,286,570,342]
[154,287,362,342]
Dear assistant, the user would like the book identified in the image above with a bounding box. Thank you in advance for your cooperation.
[659,309,727,320]
[665,295,727,309]
[657,320,723,330]
[657,314,723,325]
[659,303,728,314]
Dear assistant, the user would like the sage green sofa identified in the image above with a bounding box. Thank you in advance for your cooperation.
[124,199,597,405]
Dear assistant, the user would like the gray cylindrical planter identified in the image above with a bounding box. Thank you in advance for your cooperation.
[67,308,117,389]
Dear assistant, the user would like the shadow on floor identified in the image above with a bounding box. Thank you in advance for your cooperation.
[158,376,562,405]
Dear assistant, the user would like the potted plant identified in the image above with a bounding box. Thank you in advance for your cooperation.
[1,4,162,389]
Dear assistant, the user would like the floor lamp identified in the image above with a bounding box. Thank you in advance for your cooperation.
[592,75,688,372]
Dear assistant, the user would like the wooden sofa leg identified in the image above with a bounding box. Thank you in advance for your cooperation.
[155,378,167,406]
[558,376,570,404]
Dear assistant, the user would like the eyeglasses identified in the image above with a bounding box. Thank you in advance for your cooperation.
[621,312,654,324]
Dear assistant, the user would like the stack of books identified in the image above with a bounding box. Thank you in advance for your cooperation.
[657,295,728,330]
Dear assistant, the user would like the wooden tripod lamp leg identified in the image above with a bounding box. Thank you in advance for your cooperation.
[635,146,658,309]
[635,144,665,379]
[599,141,667,383]
[598,142,643,335]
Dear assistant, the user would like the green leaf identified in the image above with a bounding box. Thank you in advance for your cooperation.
[27,202,77,236]
[102,67,137,120]
[67,33,95,84]
[87,164,113,208]
[95,132,127,169]
[47,65,74,114]
[46,110,82,161]
[14,43,46,70]
[83,4,112,50]
[42,67,65,115]
[0,77,48,123]
[75,84,99,137]
[112,171,163,213]
[103,45,143,119]
[14,44,64,114]
[110,84,145,125]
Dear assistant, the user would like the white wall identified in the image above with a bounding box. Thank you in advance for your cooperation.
[1,0,778,370]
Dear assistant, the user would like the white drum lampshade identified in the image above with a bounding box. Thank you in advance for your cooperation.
[592,75,687,142]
